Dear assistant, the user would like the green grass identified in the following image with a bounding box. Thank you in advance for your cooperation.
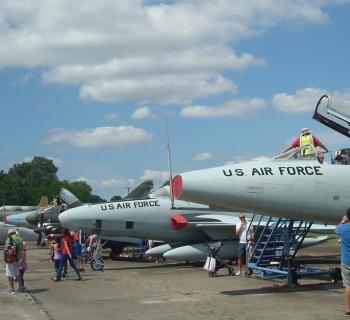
[307,232,339,245]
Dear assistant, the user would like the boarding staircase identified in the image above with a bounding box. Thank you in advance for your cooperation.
[246,216,329,285]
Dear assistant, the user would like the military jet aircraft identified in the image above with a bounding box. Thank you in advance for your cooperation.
[2,196,48,226]
[58,185,241,264]
[58,184,328,268]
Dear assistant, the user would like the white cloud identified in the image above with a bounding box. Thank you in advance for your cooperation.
[193,152,213,161]
[180,98,266,118]
[141,169,169,183]
[0,1,334,104]
[99,178,125,188]
[78,74,236,104]
[104,112,118,121]
[131,106,157,120]
[273,87,350,113]
[45,126,153,147]
[74,176,93,184]
[272,88,326,113]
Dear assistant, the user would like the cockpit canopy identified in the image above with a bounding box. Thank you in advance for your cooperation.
[273,145,318,161]
[274,145,350,165]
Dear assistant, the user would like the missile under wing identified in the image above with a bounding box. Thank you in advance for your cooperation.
[172,145,350,225]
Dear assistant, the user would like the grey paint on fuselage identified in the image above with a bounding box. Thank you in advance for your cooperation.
[176,157,349,225]
[59,197,237,243]
[6,210,36,228]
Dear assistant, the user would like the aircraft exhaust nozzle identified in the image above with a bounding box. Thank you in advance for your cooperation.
[172,175,183,199]
[172,171,220,205]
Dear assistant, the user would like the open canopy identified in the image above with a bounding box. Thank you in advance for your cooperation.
[313,95,350,138]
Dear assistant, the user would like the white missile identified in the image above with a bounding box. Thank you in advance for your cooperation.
[163,241,239,261]
[145,243,183,258]
[146,236,328,261]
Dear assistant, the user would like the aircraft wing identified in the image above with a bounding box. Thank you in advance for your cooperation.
[123,180,154,200]
[194,223,238,240]
[185,213,335,241]
[185,214,240,241]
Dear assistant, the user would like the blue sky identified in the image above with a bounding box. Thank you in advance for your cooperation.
[1,0,350,200]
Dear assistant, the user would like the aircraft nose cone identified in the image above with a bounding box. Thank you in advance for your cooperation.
[26,212,39,225]
[58,210,72,228]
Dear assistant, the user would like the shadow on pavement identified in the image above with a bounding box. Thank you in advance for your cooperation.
[221,282,343,296]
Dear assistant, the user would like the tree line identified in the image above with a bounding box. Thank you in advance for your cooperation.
[0,156,107,205]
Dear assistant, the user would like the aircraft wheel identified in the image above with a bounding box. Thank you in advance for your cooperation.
[91,258,104,271]
[329,267,342,282]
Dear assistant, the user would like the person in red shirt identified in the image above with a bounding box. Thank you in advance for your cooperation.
[52,229,81,281]
[282,128,329,154]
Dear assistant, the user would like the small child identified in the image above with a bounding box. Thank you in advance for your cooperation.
[73,237,83,271]
[18,241,28,293]
[51,237,62,274]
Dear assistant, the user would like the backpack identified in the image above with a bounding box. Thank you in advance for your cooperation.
[4,239,17,264]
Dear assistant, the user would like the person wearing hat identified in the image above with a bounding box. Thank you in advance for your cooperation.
[3,228,20,294]
[12,230,24,291]
[282,128,329,156]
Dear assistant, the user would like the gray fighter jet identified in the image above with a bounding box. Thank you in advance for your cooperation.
[58,185,328,268]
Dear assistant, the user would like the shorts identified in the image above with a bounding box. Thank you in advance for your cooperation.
[6,262,19,278]
[342,264,350,286]
[239,243,247,259]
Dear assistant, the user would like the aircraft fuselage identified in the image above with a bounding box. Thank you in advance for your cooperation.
[173,159,349,224]
[59,197,237,242]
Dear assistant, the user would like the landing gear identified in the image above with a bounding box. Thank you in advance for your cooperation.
[90,233,106,271]
[91,257,104,271]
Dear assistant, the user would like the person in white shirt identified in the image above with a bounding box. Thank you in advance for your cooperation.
[235,213,249,276]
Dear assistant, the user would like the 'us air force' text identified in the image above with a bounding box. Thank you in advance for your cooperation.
[222,166,322,177]
[101,200,160,211]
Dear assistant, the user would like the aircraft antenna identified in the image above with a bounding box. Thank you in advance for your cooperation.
[166,119,175,209]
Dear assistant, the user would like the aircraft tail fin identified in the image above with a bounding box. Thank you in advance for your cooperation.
[124,180,154,200]
[37,196,49,208]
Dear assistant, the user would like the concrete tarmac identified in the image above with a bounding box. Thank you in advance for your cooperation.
[0,242,347,320]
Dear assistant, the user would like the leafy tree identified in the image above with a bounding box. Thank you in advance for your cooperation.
[0,156,106,205]
[60,180,106,204]
[6,156,60,205]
